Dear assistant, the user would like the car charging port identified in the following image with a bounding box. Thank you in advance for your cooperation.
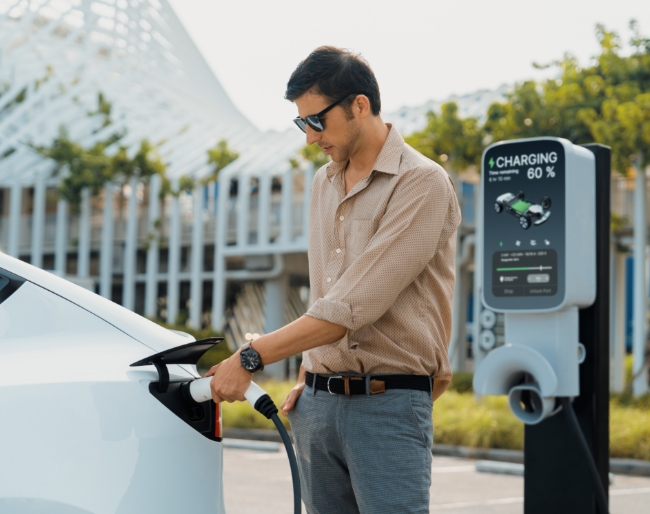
[186,405,205,422]
[148,380,221,441]
[130,338,225,442]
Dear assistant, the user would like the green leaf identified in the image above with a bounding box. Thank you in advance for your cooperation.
[205,139,239,184]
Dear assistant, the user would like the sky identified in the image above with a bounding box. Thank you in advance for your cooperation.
[167,0,650,133]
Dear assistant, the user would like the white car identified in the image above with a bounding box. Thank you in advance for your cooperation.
[0,253,226,514]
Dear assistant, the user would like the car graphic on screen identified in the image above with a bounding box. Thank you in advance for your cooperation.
[495,192,551,230]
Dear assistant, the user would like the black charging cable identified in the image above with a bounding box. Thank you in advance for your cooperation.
[253,395,302,514]
[560,398,608,514]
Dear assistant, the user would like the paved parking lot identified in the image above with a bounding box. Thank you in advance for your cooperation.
[223,446,650,514]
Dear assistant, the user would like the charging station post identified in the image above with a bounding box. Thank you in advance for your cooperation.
[524,144,610,514]
[473,138,611,513]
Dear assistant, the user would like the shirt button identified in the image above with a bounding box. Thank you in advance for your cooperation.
[339,216,345,221]
[326,277,332,283]
[336,248,341,254]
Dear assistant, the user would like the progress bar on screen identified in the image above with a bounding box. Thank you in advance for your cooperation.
[496,266,554,271]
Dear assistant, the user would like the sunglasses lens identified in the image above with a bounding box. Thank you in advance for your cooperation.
[293,118,307,133]
[306,116,324,132]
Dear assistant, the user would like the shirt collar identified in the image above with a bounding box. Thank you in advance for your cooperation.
[325,123,403,180]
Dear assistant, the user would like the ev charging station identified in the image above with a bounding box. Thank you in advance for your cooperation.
[473,138,611,513]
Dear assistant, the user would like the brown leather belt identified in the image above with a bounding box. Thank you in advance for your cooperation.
[305,372,432,396]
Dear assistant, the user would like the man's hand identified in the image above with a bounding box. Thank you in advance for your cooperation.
[205,351,253,403]
[280,365,307,417]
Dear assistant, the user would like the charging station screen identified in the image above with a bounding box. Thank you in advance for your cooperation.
[482,139,566,310]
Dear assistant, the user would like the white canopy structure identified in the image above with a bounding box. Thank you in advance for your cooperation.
[0,0,488,382]
[0,0,309,348]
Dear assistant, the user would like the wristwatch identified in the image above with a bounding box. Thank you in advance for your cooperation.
[240,341,264,372]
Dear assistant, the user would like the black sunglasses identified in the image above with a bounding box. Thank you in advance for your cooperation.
[293,93,361,133]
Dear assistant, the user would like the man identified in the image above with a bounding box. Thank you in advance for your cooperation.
[207,46,461,513]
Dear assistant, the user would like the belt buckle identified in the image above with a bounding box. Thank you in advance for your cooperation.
[327,376,345,395]
[329,376,354,395]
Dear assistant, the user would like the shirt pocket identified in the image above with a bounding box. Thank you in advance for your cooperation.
[346,219,374,257]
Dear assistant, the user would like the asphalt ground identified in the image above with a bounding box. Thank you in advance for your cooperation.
[223,446,650,514]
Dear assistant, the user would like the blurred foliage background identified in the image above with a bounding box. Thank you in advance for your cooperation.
[296,22,650,177]
[410,22,650,175]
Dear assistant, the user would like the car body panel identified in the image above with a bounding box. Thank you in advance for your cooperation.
[0,380,225,514]
[0,254,189,354]
[0,254,226,514]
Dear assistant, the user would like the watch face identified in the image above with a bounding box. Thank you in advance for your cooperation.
[241,349,260,371]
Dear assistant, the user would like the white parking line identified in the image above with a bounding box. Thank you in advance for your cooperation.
[431,487,650,510]
[223,438,281,452]
[432,496,523,510]
[241,452,289,461]
[610,487,650,496]
[431,465,476,474]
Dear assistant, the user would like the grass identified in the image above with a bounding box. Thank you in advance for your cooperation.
[609,396,650,460]
[221,379,293,431]
[433,391,524,450]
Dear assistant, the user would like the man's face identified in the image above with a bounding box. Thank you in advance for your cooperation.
[295,92,361,163]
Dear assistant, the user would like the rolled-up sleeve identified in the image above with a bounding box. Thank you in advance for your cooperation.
[307,167,459,332]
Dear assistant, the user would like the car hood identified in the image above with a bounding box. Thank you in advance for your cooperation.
[0,252,190,355]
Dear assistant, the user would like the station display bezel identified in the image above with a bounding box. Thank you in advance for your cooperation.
[482,138,567,311]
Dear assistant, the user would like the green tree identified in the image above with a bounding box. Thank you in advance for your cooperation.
[206,139,239,182]
[32,92,173,209]
[113,139,166,181]
[34,127,166,210]
[413,22,650,176]
[482,57,599,147]
[290,143,329,170]
[577,22,650,172]
[87,92,112,127]
[35,127,114,208]
[405,102,483,172]
[158,139,238,198]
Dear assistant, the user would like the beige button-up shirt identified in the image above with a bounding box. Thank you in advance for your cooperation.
[303,125,462,400]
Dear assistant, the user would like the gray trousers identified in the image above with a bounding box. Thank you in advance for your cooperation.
[288,383,433,514]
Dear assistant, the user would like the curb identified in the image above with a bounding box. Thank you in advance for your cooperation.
[225,428,294,443]
[432,444,523,464]
[223,428,650,477]
[222,438,281,452]
[475,460,524,477]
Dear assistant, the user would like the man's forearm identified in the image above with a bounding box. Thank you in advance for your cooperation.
[253,315,347,365]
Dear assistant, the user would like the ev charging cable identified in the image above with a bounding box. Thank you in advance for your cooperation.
[190,378,302,514]
[560,398,609,514]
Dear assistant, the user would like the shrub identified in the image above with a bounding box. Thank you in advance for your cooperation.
[434,391,523,449]
[449,372,474,393]
[221,379,292,431]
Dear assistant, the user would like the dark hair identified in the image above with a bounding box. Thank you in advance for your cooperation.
[285,46,381,116]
